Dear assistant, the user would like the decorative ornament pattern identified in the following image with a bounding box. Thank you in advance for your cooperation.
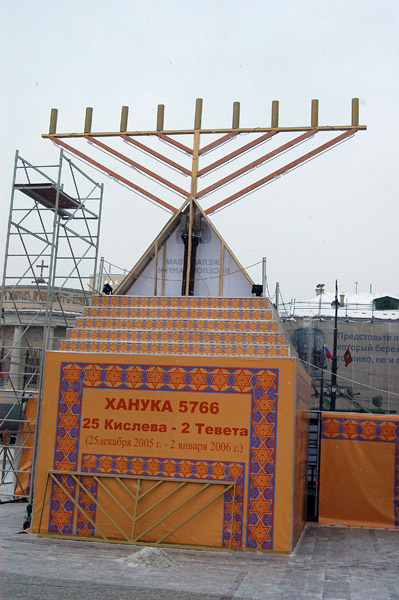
[49,361,278,549]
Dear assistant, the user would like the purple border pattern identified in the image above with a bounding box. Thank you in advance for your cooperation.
[49,361,279,549]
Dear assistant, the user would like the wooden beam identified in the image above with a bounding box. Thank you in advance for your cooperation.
[49,109,58,135]
[197,130,317,198]
[154,241,158,296]
[85,136,189,197]
[219,242,225,296]
[157,104,165,131]
[311,99,319,127]
[205,129,356,214]
[84,107,93,133]
[352,98,359,126]
[43,124,367,139]
[197,132,276,177]
[121,135,191,175]
[194,98,203,130]
[50,137,178,213]
[271,101,279,128]
[120,106,129,132]
[232,102,240,129]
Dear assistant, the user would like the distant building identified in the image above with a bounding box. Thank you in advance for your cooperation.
[0,286,87,395]
[279,287,399,414]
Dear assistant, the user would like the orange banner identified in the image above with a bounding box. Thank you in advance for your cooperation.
[319,412,399,529]
[32,352,310,552]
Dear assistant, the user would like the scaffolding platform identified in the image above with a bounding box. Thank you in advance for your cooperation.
[13,183,81,218]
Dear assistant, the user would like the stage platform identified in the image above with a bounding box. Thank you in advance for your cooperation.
[32,295,310,553]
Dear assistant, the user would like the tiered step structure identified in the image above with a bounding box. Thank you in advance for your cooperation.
[59,296,291,358]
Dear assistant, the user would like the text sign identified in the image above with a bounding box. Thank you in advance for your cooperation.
[79,389,252,463]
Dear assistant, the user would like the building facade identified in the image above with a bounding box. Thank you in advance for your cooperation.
[280,289,399,414]
[0,286,87,397]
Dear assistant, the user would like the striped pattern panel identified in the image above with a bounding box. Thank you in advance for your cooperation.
[59,295,290,358]
[67,329,283,346]
[83,307,273,321]
[92,295,269,310]
[73,318,277,333]
[58,339,289,358]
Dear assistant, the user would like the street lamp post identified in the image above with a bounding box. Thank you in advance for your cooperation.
[319,369,324,412]
[330,280,339,411]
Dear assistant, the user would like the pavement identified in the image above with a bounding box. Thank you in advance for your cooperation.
[0,502,398,600]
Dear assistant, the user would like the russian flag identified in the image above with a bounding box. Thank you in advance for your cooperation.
[324,344,333,360]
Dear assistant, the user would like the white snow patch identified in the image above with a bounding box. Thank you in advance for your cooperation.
[119,546,177,569]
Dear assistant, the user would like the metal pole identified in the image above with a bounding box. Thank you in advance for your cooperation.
[262,257,267,297]
[0,151,19,295]
[92,184,104,296]
[0,152,19,394]
[330,280,339,411]
[98,257,105,293]
[275,281,280,311]
[319,370,324,412]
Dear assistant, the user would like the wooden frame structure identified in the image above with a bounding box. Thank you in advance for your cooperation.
[114,195,255,297]
[37,470,236,550]
[43,99,366,295]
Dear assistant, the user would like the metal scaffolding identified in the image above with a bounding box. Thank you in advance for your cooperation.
[0,149,103,503]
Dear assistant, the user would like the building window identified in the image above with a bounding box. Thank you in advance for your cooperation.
[24,349,42,388]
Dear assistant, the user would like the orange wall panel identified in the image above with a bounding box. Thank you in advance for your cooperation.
[319,412,399,529]
[32,352,310,551]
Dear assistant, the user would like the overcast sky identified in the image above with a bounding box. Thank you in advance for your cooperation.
[1,0,398,303]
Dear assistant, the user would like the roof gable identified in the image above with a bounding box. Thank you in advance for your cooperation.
[115,197,254,297]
